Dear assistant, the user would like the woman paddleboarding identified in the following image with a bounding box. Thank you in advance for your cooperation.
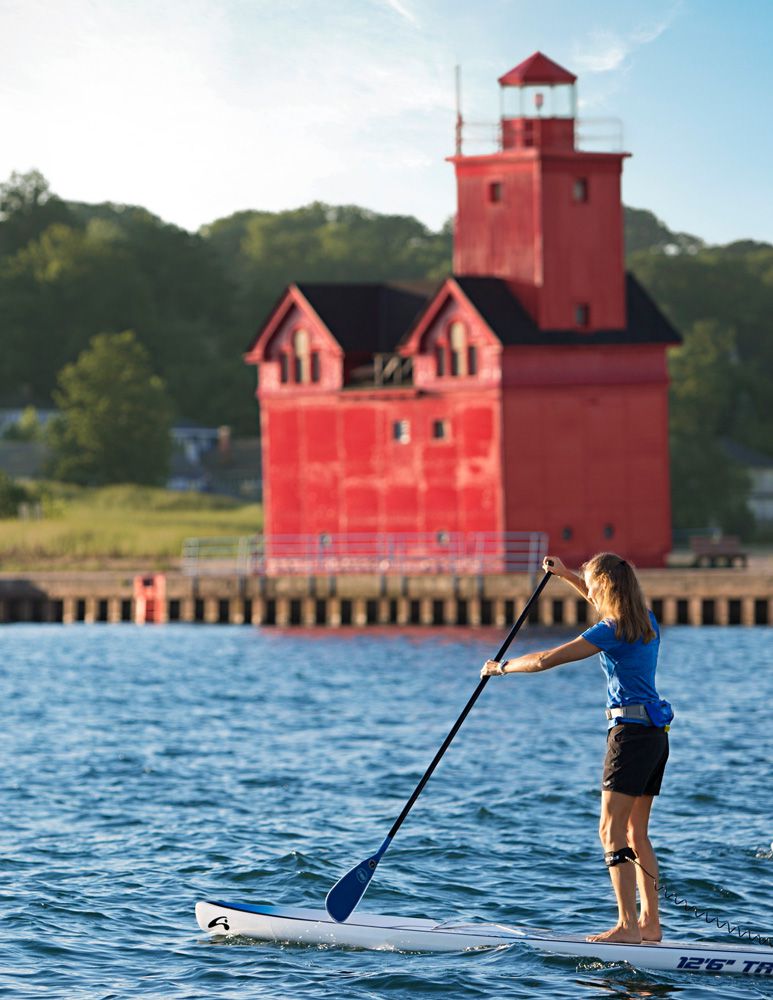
[481,552,673,945]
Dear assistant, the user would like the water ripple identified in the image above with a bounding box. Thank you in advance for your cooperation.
[0,623,771,998]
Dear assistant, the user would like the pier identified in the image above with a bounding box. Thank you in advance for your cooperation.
[1,569,771,627]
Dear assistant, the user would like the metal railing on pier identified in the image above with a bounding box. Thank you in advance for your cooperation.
[182,531,548,578]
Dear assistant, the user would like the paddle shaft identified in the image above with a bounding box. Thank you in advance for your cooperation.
[386,570,553,841]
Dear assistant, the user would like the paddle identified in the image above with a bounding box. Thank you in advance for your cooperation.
[325,568,554,922]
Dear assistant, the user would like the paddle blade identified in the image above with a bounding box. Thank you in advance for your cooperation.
[325,854,380,922]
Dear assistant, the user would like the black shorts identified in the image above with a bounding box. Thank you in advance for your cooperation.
[602,723,669,797]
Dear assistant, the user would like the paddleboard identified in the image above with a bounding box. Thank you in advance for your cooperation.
[195,901,773,975]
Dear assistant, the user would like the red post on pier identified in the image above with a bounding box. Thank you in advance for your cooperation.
[133,574,167,625]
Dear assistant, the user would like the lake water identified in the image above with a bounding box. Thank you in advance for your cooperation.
[0,622,771,999]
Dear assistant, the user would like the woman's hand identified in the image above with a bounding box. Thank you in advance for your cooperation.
[543,554,567,577]
[481,659,506,678]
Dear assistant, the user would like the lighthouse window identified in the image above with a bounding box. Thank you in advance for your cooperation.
[432,419,448,440]
[575,303,590,328]
[280,353,290,384]
[393,420,411,443]
[467,345,478,376]
[435,345,446,377]
[489,181,502,204]
[310,352,321,383]
[573,178,588,202]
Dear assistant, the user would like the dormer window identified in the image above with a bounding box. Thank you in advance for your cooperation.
[293,329,310,383]
[450,321,468,376]
[276,328,318,385]
[489,181,502,204]
[435,321,478,378]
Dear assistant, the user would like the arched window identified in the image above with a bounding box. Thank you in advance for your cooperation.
[293,329,310,383]
[276,328,319,385]
[450,321,467,377]
[434,320,478,378]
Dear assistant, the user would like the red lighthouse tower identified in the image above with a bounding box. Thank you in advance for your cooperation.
[452,51,626,332]
[246,52,679,567]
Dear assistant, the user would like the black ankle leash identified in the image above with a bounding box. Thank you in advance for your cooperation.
[625,855,772,949]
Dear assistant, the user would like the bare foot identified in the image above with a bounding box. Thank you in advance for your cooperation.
[639,919,662,942]
[586,924,642,944]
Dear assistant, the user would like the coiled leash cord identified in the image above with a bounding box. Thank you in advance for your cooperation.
[625,853,772,948]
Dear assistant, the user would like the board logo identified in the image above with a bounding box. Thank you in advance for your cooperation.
[356,869,369,884]
[208,915,230,931]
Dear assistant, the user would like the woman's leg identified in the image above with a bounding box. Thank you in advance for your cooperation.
[587,790,641,943]
[627,795,662,941]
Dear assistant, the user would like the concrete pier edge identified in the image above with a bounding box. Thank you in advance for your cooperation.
[1,569,771,626]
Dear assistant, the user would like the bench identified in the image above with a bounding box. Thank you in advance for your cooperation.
[689,535,748,568]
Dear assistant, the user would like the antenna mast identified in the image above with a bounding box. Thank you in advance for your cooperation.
[455,65,463,156]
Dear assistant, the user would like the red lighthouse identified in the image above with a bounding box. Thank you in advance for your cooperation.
[245,53,679,567]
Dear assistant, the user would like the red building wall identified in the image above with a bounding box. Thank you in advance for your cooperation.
[500,345,671,565]
[260,389,503,538]
[539,157,626,329]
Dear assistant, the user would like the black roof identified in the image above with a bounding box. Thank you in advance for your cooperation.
[262,274,680,354]
[296,282,429,353]
[451,274,681,346]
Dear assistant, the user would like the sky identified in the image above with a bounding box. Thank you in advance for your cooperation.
[1,0,771,245]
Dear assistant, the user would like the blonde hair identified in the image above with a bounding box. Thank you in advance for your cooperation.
[582,552,655,644]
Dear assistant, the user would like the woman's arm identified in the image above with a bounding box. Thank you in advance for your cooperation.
[543,555,589,601]
[481,637,599,677]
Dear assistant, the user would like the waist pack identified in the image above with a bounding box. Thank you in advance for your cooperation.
[644,699,674,729]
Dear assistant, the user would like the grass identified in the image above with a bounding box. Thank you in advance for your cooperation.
[0,483,262,571]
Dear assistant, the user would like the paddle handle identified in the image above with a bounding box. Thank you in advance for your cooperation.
[386,570,552,841]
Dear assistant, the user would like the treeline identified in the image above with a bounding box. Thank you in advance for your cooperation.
[625,208,773,534]
[0,172,452,434]
[1,171,772,533]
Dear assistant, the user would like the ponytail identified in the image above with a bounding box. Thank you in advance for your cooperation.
[582,552,655,644]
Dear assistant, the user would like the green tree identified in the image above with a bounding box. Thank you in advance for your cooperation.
[2,406,44,441]
[0,470,31,518]
[668,320,753,534]
[0,219,152,403]
[624,206,704,256]
[47,331,172,485]
[204,201,452,333]
[0,169,74,256]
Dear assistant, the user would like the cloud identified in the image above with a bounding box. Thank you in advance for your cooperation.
[378,0,420,27]
[572,5,680,75]
[0,0,456,230]
[574,32,629,73]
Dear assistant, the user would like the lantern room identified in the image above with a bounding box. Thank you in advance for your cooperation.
[498,50,578,151]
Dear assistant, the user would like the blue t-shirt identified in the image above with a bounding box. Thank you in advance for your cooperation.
[581,610,661,715]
